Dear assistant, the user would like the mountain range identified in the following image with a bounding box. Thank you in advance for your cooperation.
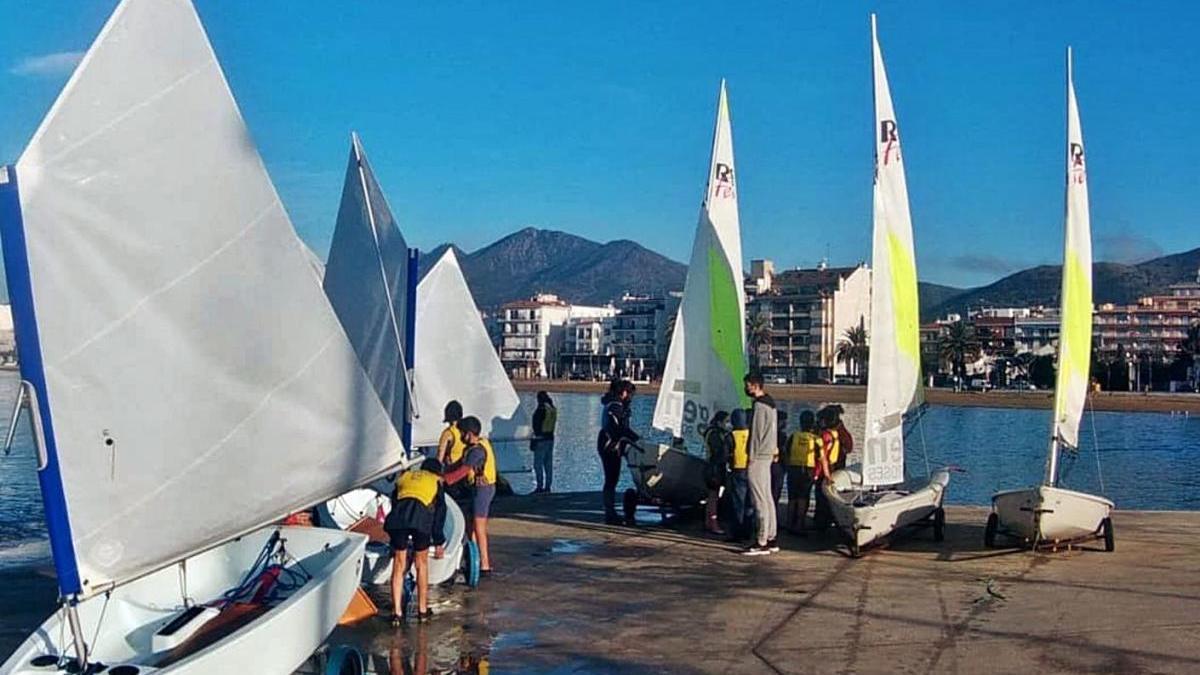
[921,246,1200,320]
[425,227,1199,317]
[419,227,687,309]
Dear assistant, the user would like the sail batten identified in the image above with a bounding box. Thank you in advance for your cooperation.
[862,16,923,487]
[1050,48,1093,464]
[652,81,748,448]
[6,0,406,599]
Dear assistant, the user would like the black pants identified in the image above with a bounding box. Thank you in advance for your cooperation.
[813,477,832,530]
[770,462,784,510]
[597,435,623,518]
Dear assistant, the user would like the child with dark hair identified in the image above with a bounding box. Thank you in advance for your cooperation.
[444,416,497,576]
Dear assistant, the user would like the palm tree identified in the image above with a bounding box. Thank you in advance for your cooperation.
[746,311,773,369]
[835,324,869,381]
[938,320,980,382]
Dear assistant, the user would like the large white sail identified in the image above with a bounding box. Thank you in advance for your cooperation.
[412,249,522,446]
[4,0,404,599]
[323,133,413,437]
[651,81,748,448]
[1051,49,1093,456]
[862,16,923,487]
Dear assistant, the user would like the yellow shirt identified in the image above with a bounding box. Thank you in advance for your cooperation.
[787,431,820,468]
[731,429,749,470]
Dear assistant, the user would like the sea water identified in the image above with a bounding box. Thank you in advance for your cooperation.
[1,375,1198,571]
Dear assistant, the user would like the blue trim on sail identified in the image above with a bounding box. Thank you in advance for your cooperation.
[401,247,419,453]
[0,165,83,595]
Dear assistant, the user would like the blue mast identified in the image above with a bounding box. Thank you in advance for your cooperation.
[0,165,82,595]
[402,247,419,455]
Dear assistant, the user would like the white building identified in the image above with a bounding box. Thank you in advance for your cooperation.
[499,294,614,378]
[746,261,871,383]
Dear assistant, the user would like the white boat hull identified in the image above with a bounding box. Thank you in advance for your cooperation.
[992,485,1113,546]
[1,525,365,675]
[319,487,466,586]
[824,469,950,552]
[624,443,709,508]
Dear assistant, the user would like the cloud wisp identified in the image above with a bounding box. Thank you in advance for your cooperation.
[9,51,84,77]
[1096,232,1163,265]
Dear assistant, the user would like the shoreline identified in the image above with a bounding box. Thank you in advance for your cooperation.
[512,379,1200,413]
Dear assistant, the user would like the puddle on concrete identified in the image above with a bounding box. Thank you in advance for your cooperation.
[549,538,590,554]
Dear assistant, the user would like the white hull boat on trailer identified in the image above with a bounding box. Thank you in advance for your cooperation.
[0,1,411,672]
[990,486,1114,549]
[2,527,367,675]
[824,17,949,556]
[827,469,950,555]
[318,488,470,587]
[637,80,749,518]
[986,49,1114,553]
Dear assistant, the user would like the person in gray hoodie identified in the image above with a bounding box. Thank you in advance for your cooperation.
[741,372,779,556]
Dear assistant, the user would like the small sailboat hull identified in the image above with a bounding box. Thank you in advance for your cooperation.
[991,485,1113,548]
[1,526,365,675]
[319,487,467,586]
[624,443,709,509]
[824,469,950,554]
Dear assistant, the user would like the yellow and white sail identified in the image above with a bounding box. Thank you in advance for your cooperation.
[652,81,749,448]
[1051,48,1093,459]
[862,16,923,487]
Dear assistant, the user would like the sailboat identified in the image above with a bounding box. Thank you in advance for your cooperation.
[987,50,1114,552]
[0,1,410,673]
[822,16,951,557]
[630,81,748,521]
[321,136,520,586]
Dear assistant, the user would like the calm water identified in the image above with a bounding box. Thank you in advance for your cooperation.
[1,373,1198,571]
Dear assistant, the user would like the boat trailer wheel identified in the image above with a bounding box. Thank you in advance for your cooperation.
[933,507,946,542]
[1102,517,1115,553]
[464,540,482,588]
[325,645,365,675]
[984,513,998,548]
[623,489,639,526]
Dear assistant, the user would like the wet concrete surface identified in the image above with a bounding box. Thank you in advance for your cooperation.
[3,493,1198,673]
[301,491,1200,674]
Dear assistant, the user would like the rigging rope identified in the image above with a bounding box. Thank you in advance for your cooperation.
[1087,396,1106,494]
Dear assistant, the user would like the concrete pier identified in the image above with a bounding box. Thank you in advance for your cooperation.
[4,494,1199,673]
[316,492,1200,674]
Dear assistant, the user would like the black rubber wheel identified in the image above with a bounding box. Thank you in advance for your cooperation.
[933,508,946,542]
[623,489,639,526]
[1102,517,1115,552]
[984,513,998,549]
[325,645,365,675]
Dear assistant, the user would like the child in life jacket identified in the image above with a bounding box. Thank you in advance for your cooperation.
[385,458,447,624]
[444,416,497,577]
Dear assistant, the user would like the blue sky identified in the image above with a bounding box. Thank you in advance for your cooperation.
[1,1,1197,289]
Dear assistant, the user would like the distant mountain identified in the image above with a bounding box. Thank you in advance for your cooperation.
[925,246,1200,319]
[918,282,967,319]
[419,227,687,308]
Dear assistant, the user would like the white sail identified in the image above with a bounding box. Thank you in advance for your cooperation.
[1051,48,1093,455]
[6,0,404,599]
[412,249,522,446]
[323,133,413,437]
[651,81,748,448]
[862,16,923,487]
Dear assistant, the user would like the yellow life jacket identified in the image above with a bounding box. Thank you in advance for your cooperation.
[467,438,498,486]
[731,429,749,470]
[395,469,439,507]
[788,431,819,468]
[821,429,841,467]
[538,406,558,436]
[440,424,466,464]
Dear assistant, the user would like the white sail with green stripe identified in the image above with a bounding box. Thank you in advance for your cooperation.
[652,80,749,450]
[1050,49,1092,467]
[862,17,923,487]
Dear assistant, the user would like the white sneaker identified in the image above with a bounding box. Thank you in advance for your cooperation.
[742,545,770,556]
